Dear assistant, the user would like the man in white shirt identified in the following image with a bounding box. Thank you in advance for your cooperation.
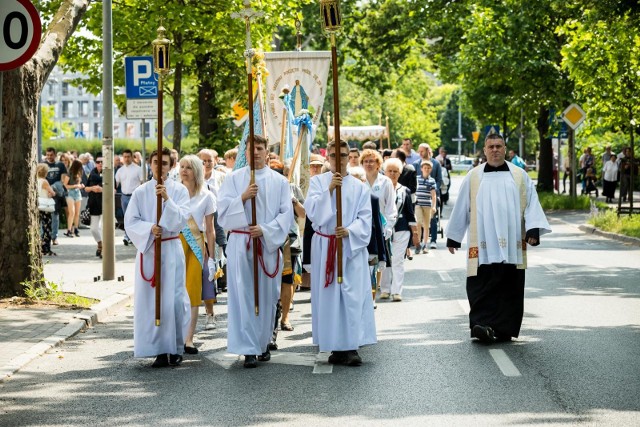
[115,149,143,246]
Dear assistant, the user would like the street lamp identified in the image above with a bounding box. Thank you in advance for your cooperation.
[320,0,344,283]
[151,24,171,327]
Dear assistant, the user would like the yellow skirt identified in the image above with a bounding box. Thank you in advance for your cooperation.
[180,234,203,307]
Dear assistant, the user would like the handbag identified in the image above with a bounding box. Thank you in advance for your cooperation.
[38,197,55,213]
[80,207,91,226]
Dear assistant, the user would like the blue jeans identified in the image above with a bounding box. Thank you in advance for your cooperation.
[52,212,59,241]
[121,194,131,240]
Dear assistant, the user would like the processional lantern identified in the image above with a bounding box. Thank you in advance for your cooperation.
[320,0,345,283]
[151,24,171,327]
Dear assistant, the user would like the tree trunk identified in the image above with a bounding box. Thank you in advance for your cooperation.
[0,0,90,297]
[0,68,43,297]
[536,105,554,192]
[198,77,219,147]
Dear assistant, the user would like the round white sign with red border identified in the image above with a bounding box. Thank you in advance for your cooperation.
[0,0,42,71]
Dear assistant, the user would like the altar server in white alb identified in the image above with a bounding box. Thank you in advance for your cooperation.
[446,133,551,344]
[217,135,293,369]
[304,139,376,367]
[125,147,191,368]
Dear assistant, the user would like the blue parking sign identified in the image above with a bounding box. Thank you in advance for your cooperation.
[125,56,158,99]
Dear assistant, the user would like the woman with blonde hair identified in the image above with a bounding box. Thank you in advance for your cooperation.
[62,159,84,237]
[179,154,217,354]
[37,163,56,256]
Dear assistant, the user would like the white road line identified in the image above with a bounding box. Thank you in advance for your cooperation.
[489,349,521,377]
[458,299,470,314]
[313,352,333,374]
[204,351,240,370]
[438,271,453,282]
[544,264,559,272]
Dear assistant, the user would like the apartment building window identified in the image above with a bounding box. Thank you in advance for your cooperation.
[140,121,151,138]
[62,82,69,96]
[62,101,73,118]
[78,101,89,117]
[93,101,101,118]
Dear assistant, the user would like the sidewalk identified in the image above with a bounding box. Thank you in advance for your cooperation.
[0,228,136,383]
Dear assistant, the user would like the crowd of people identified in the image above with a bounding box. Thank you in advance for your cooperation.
[35,134,552,368]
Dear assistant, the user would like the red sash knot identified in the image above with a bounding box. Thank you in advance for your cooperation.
[140,235,180,287]
[315,231,337,287]
[230,229,280,279]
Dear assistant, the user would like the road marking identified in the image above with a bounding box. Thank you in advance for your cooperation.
[489,349,521,377]
[313,352,333,374]
[438,271,453,282]
[544,264,559,273]
[204,351,240,370]
[458,299,470,314]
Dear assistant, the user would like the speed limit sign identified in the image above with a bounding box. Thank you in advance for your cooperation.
[0,0,42,71]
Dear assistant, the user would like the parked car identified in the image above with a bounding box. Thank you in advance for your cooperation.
[451,157,474,172]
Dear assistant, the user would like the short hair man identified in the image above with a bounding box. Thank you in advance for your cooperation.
[446,134,551,343]
[304,139,376,366]
[115,148,143,245]
[217,135,294,368]
[44,147,68,244]
[124,147,191,367]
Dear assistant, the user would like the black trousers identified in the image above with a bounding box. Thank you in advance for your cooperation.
[466,263,525,338]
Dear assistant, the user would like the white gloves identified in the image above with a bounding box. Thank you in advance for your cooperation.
[384,228,393,240]
[207,258,216,282]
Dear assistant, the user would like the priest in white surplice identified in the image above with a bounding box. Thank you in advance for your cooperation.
[304,139,376,367]
[124,148,191,368]
[217,135,293,369]
[446,134,551,343]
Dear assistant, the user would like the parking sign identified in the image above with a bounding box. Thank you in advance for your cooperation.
[125,56,157,99]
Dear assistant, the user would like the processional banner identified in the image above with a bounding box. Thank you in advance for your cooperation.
[264,51,331,148]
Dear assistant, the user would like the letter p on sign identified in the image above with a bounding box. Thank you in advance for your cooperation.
[133,60,152,86]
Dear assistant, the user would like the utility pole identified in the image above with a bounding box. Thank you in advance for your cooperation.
[102,0,115,280]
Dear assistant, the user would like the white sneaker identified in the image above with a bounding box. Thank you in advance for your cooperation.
[429,241,437,249]
[392,294,403,302]
[380,292,391,300]
[205,315,217,330]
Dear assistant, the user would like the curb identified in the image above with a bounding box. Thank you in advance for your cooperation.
[0,285,134,383]
[578,224,640,247]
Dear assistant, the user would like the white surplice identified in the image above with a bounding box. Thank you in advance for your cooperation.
[217,166,294,355]
[445,163,551,269]
[124,178,191,357]
[304,172,377,352]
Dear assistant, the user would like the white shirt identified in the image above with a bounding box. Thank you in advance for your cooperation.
[115,163,143,195]
[188,188,216,231]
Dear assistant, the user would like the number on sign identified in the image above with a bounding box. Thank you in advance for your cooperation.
[0,0,42,71]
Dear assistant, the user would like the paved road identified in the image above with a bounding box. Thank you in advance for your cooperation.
[0,176,638,426]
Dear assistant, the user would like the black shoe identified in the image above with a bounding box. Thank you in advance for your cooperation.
[184,345,198,355]
[244,355,258,368]
[495,334,512,343]
[268,342,278,351]
[471,325,497,344]
[258,350,271,362]
[74,228,80,237]
[151,354,169,368]
[328,351,348,365]
[123,239,129,246]
[345,350,362,366]
[64,230,74,238]
[169,354,183,366]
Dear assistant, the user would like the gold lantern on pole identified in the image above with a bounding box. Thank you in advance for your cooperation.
[151,24,171,327]
[320,0,344,283]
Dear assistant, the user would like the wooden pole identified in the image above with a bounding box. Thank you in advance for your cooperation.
[279,107,287,162]
[288,124,308,182]
[330,34,343,284]
[154,77,163,327]
[248,74,259,316]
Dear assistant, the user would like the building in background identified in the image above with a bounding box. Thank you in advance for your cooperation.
[42,67,154,140]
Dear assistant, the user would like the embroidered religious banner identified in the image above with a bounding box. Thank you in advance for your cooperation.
[264,51,331,148]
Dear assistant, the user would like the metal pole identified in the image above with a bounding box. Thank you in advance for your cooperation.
[102,0,115,280]
[457,101,462,157]
[569,128,576,198]
[141,119,147,181]
[519,108,524,158]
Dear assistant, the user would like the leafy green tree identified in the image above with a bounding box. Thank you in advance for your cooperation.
[1,0,90,297]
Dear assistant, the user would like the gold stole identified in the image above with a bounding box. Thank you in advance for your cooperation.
[187,216,206,262]
[467,164,528,277]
